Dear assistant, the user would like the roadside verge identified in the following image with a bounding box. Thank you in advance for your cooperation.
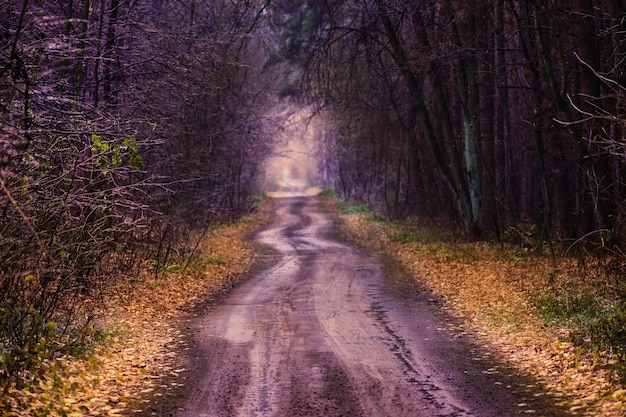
[1,211,267,417]
[335,204,625,417]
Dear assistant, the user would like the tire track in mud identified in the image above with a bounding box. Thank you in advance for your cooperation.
[178,197,572,417]
[367,297,467,416]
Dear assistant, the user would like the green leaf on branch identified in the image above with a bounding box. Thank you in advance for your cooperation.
[91,134,110,153]
[123,137,143,169]
[90,135,143,170]
[112,145,122,167]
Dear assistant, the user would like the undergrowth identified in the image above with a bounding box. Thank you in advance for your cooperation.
[339,203,371,215]
[529,287,626,381]
[1,215,259,416]
[318,188,337,198]
[0,325,113,416]
[388,231,438,244]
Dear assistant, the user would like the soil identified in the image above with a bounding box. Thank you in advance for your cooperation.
[173,197,572,417]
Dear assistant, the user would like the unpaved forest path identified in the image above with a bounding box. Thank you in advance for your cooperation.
[177,197,568,417]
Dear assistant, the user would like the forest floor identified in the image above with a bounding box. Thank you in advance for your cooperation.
[2,196,626,416]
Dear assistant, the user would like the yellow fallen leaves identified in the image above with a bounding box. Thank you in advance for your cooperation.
[1,216,262,417]
[339,211,626,417]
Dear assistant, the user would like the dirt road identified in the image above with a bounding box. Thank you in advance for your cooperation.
[178,197,567,417]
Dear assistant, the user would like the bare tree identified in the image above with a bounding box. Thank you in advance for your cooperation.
[0,0,278,384]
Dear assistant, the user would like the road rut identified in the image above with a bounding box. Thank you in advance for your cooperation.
[178,197,568,417]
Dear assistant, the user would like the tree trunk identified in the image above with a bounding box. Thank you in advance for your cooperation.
[375,1,477,234]
[103,0,120,105]
[443,0,483,233]
[607,0,626,84]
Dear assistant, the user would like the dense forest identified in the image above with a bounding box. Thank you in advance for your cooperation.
[1,0,625,390]
[291,0,626,245]
[0,0,281,379]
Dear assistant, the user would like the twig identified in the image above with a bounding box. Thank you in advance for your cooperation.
[0,175,45,255]
[565,229,611,256]
[182,192,229,272]
[574,52,625,91]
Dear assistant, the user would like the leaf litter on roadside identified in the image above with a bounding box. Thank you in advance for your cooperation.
[338,210,625,417]
[1,216,262,417]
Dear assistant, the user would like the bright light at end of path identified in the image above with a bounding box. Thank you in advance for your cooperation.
[262,109,322,198]
[265,160,321,198]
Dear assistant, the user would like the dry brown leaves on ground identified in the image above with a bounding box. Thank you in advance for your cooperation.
[339,212,626,417]
[1,217,262,417]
